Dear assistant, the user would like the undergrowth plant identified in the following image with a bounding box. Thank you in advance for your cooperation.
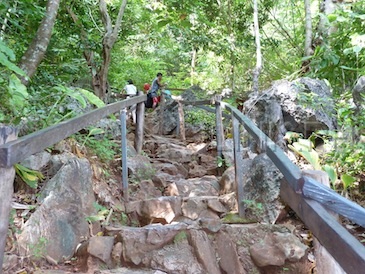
[285,131,357,194]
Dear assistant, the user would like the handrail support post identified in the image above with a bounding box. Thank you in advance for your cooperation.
[120,108,129,201]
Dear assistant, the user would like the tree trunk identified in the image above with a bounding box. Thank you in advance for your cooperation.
[96,0,127,101]
[190,47,197,86]
[18,0,61,85]
[252,0,262,94]
[302,0,313,73]
[304,0,313,57]
[0,126,18,273]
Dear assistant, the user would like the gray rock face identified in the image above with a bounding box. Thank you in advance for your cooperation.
[241,154,284,223]
[249,232,308,267]
[219,159,253,195]
[88,236,115,264]
[244,78,336,145]
[353,76,365,109]
[21,151,51,171]
[18,158,95,262]
[150,242,204,274]
[117,223,188,265]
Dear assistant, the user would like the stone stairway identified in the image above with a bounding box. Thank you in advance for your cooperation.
[92,128,312,274]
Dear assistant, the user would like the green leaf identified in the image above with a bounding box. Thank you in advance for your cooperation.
[341,174,356,189]
[78,88,105,108]
[323,165,337,184]
[67,91,87,108]
[0,40,15,60]
[0,52,26,76]
[89,127,104,135]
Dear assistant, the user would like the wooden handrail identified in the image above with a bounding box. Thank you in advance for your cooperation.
[1,92,365,273]
[0,95,146,168]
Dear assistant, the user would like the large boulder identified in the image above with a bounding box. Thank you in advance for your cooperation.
[18,158,95,262]
[240,154,284,223]
[244,78,336,146]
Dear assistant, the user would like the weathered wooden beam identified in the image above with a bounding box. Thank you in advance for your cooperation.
[134,91,145,154]
[0,126,18,274]
[280,179,365,274]
[232,114,245,217]
[120,109,129,201]
[181,99,212,106]
[0,95,146,168]
[302,176,365,227]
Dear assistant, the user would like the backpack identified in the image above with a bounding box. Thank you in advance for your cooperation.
[145,93,154,108]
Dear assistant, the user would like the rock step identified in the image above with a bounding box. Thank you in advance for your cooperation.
[82,222,309,274]
[125,195,236,225]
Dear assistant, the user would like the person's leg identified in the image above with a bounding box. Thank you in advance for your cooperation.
[131,104,136,124]
[152,97,159,108]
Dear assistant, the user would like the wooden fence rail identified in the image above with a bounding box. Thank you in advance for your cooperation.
[176,97,365,274]
[0,95,146,274]
[1,93,365,273]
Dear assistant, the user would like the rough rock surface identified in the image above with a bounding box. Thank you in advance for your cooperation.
[241,154,284,223]
[21,151,51,171]
[116,223,188,265]
[88,236,115,264]
[18,158,95,262]
[219,159,253,194]
[250,232,308,267]
[244,78,336,146]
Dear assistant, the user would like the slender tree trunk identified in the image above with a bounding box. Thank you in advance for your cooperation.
[96,0,127,101]
[302,0,313,73]
[190,47,197,86]
[252,0,262,94]
[67,7,100,94]
[18,0,61,85]
[304,0,313,57]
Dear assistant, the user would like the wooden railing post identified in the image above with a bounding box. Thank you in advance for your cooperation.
[134,91,145,154]
[0,126,18,273]
[232,114,245,218]
[215,96,225,174]
[158,91,165,135]
[177,101,186,141]
[120,109,129,201]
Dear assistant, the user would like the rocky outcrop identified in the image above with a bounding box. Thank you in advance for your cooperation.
[18,158,95,262]
[100,223,310,274]
[250,231,308,267]
[244,78,336,147]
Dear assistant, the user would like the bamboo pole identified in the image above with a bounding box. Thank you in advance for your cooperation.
[232,115,245,217]
[134,91,145,154]
[0,126,18,273]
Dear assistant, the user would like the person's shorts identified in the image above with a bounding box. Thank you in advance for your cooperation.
[153,97,160,105]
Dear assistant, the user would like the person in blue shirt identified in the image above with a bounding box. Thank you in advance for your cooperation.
[149,72,164,108]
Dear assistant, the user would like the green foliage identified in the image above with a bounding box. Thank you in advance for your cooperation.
[185,108,215,135]
[173,231,187,244]
[307,1,365,93]
[74,131,118,163]
[29,237,48,260]
[86,202,110,223]
[0,41,29,125]
[242,199,264,217]
[15,164,44,189]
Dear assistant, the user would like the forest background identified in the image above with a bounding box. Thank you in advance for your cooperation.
[0,0,365,195]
